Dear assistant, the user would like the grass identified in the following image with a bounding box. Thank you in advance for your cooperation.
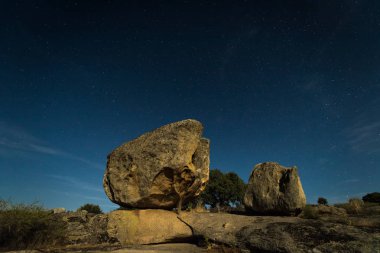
[0,199,66,250]
[300,205,319,219]
[334,198,364,215]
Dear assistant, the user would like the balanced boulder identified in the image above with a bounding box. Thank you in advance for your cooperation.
[244,162,306,215]
[103,119,210,209]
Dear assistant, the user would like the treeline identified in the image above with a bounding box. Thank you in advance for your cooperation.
[189,169,247,210]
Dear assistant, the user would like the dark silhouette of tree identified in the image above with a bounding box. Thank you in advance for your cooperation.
[362,192,380,203]
[198,169,246,208]
[317,197,328,205]
[77,203,103,214]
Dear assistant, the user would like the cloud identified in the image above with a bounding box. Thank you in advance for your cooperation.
[337,179,360,185]
[0,121,103,169]
[322,192,366,204]
[49,189,118,211]
[48,174,103,193]
[344,119,380,154]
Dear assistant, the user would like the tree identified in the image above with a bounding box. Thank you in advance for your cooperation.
[317,197,328,205]
[77,203,103,214]
[362,192,380,203]
[198,169,246,208]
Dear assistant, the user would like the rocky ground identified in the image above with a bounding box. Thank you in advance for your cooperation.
[6,205,378,253]
[4,120,378,253]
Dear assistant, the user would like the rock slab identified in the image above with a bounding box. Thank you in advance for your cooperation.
[107,210,193,245]
[179,212,380,253]
[103,119,210,209]
[244,162,306,214]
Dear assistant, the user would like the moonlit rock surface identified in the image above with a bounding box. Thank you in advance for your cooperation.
[244,162,306,215]
[107,210,193,245]
[103,119,210,209]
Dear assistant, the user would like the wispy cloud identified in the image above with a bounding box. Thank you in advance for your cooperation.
[343,119,380,154]
[0,121,103,169]
[48,174,103,193]
[337,179,360,185]
[49,189,118,211]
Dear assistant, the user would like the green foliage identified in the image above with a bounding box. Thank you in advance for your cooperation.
[317,197,328,205]
[0,199,66,250]
[77,203,103,214]
[198,169,246,208]
[362,192,380,203]
[301,205,319,219]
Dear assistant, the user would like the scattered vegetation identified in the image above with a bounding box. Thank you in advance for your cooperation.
[0,199,66,250]
[317,197,328,205]
[77,203,103,214]
[348,198,364,214]
[362,192,380,203]
[196,169,246,209]
[300,205,319,219]
[335,198,364,215]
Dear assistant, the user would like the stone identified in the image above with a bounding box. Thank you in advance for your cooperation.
[58,211,110,244]
[52,207,66,214]
[244,162,306,215]
[107,210,193,245]
[62,210,88,223]
[103,119,210,209]
[179,212,380,253]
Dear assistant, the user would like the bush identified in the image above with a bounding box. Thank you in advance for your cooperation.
[348,198,364,214]
[301,205,319,219]
[362,192,380,203]
[77,203,103,214]
[0,199,66,250]
[317,197,328,205]
[197,169,246,208]
[336,198,364,215]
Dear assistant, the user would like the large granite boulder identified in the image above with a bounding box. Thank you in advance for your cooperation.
[103,119,210,209]
[244,162,306,215]
[107,210,193,245]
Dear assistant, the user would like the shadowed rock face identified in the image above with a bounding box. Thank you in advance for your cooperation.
[244,162,306,215]
[103,119,210,209]
[179,212,380,253]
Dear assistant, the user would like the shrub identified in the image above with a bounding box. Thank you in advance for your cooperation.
[77,203,103,214]
[337,198,365,215]
[348,198,364,214]
[317,197,328,205]
[197,169,246,208]
[301,205,319,219]
[0,199,66,250]
[362,192,380,203]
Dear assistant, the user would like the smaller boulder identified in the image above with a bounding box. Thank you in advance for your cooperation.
[244,162,306,215]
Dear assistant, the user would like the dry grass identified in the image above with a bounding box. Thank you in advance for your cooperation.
[0,199,66,250]
[335,198,364,215]
[300,205,319,219]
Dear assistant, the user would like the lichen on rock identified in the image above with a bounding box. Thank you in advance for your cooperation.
[244,162,306,215]
[103,119,210,209]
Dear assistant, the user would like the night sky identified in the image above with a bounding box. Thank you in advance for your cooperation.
[1,1,380,212]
